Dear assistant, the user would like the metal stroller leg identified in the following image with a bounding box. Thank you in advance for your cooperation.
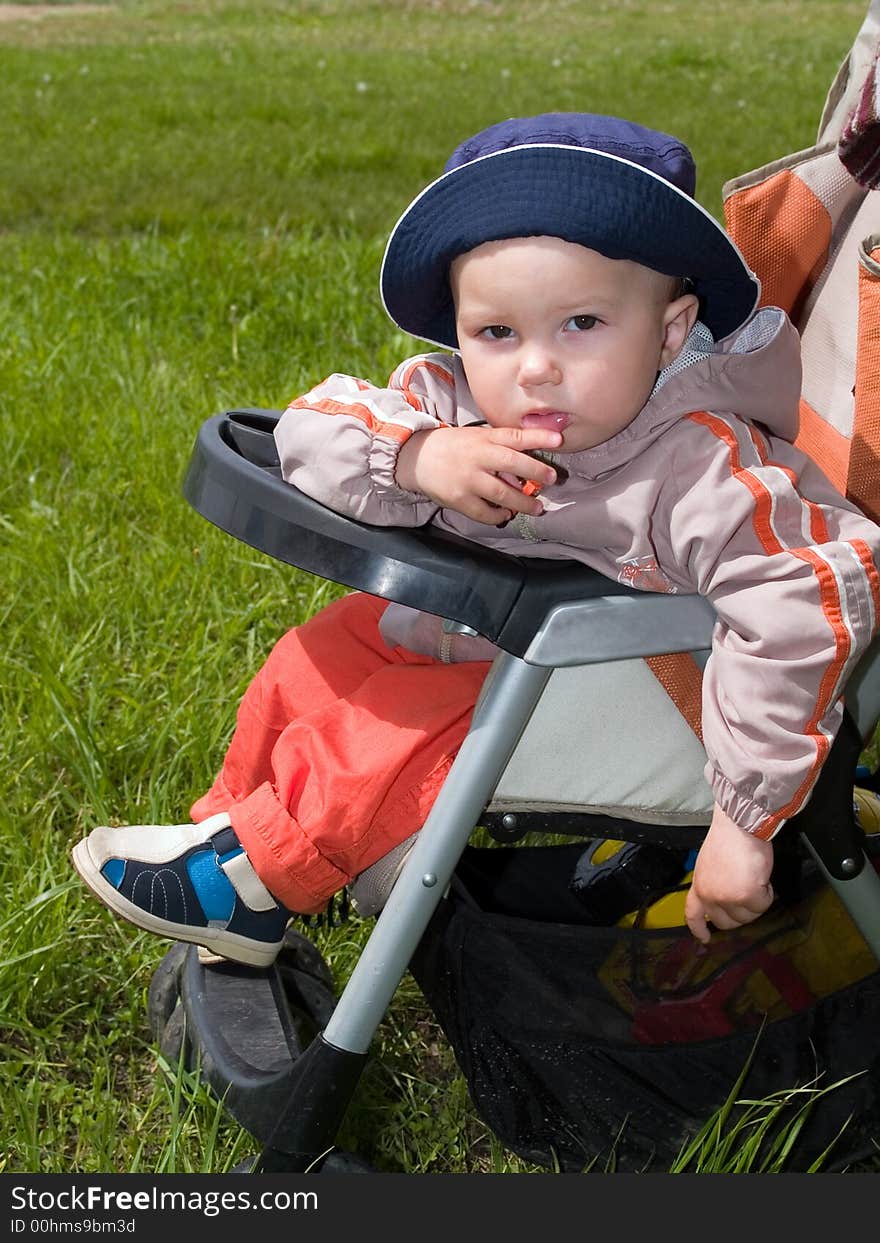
[253,651,552,1172]
[794,711,880,961]
[804,852,880,960]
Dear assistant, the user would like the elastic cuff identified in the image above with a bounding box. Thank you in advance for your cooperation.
[369,433,432,505]
[706,766,784,839]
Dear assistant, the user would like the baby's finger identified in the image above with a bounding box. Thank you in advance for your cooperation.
[684,892,712,944]
[481,471,546,516]
[685,912,712,943]
[703,892,774,931]
[754,882,775,912]
[460,498,514,526]
[701,907,738,930]
[493,447,558,491]
[491,425,564,452]
[744,891,775,919]
[723,884,775,922]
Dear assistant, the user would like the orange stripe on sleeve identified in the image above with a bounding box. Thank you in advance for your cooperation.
[688,412,781,554]
[756,546,849,839]
[288,395,412,445]
[755,545,879,836]
[809,506,831,546]
[746,423,831,543]
[400,390,424,413]
[688,411,854,841]
[849,537,880,619]
[399,359,456,391]
[791,549,852,723]
[753,740,831,839]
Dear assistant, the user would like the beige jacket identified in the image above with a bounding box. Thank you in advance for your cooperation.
[274,309,880,838]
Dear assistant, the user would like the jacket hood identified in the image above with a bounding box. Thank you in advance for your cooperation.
[562,307,802,481]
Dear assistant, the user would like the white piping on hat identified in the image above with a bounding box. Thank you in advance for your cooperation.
[379,142,761,350]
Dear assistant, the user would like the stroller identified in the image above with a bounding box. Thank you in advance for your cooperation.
[147,4,880,1173]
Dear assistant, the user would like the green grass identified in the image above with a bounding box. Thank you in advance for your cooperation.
[0,0,865,233]
[1,0,876,1175]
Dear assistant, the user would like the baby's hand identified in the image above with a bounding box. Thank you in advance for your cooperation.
[395,425,561,525]
[684,804,775,944]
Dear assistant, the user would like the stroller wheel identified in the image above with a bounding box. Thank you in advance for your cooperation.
[146,933,338,1150]
[230,1148,374,1174]
[315,1149,374,1173]
[147,941,190,1042]
[274,925,336,1029]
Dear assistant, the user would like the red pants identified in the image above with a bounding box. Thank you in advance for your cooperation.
[191,592,491,913]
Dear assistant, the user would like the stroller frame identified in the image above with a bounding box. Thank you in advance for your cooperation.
[155,407,880,1173]
[148,4,880,1170]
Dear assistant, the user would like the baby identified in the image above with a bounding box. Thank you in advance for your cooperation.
[72,112,880,960]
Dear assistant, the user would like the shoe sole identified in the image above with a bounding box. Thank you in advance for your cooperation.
[70,839,284,969]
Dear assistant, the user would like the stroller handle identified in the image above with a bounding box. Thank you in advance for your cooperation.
[183,409,714,661]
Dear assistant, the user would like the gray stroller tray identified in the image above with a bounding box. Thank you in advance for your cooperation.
[185,408,716,666]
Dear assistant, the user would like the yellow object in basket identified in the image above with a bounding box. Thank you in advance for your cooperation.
[853,786,880,835]
[589,839,627,865]
[617,876,693,929]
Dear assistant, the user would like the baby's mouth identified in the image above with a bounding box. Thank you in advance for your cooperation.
[521,410,571,432]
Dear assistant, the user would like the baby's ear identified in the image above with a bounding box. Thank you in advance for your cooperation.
[659,293,700,367]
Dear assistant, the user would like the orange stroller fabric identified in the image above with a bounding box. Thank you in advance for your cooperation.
[722,19,880,524]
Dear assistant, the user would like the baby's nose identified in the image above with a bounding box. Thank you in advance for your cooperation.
[517,348,562,385]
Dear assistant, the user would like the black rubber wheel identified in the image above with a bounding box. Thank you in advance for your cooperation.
[230,1149,374,1174]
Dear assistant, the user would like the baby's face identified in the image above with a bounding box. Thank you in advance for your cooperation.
[451,236,697,454]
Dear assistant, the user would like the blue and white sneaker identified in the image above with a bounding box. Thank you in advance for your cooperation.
[71,813,291,968]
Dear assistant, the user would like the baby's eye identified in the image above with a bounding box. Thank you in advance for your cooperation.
[480,324,514,340]
[565,315,598,331]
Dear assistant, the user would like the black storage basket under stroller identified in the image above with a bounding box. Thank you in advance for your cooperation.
[410,837,880,1172]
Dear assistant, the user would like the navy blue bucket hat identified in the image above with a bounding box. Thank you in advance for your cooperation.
[380,112,760,349]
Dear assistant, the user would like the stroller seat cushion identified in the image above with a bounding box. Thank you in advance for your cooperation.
[490,658,714,825]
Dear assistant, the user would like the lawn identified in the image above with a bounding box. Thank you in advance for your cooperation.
[0,0,875,1175]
